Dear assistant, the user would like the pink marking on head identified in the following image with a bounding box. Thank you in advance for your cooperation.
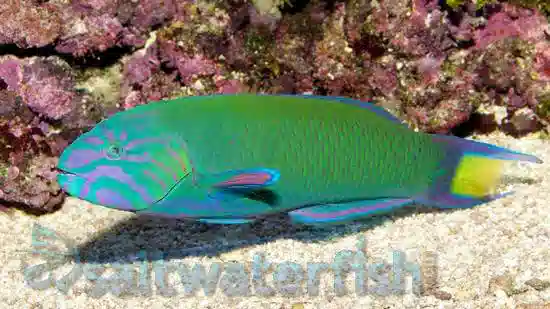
[119,131,128,141]
[81,180,91,197]
[84,136,104,146]
[151,158,179,182]
[105,130,116,143]
[143,170,167,189]
[167,146,188,174]
[78,166,153,203]
[122,135,192,182]
[125,137,169,150]
[124,136,188,176]
[64,149,105,169]
[96,188,134,210]
[125,153,152,162]
[173,137,199,185]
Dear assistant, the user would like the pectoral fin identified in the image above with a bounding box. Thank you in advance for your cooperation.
[136,172,279,220]
[288,198,413,225]
[207,168,280,190]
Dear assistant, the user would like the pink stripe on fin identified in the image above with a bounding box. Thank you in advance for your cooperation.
[288,198,412,225]
[213,169,279,188]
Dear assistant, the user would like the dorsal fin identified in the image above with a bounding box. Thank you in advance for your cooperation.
[279,94,405,125]
[178,93,406,125]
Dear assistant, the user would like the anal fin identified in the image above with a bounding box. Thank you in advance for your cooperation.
[288,198,412,225]
[198,218,255,224]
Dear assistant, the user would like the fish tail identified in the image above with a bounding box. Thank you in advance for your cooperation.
[416,134,542,209]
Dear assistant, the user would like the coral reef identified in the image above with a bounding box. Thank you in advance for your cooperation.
[0,0,549,213]
[0,55,107,214]
[0,0,177,56]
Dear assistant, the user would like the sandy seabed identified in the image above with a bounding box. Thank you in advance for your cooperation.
[0,132,549,309]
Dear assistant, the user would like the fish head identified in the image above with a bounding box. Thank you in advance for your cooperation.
[56,106,193,211]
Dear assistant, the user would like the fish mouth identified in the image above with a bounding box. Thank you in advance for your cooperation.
[55,167,79,177]
[56,169,75,175]
[55,167,87,197]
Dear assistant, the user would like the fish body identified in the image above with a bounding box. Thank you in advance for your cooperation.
[56,94,542,225]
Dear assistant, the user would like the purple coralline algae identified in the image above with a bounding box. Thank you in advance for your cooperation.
[0,0,549,213]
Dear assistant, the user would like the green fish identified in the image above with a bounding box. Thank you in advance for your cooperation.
[56,94,542,225]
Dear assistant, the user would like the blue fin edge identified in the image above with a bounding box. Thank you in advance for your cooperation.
[174,93,405,125]
[286,94,404,125]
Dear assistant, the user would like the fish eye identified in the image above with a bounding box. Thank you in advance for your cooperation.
[105,144,124,160]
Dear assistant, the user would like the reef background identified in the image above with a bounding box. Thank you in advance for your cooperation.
[0,0,549,214]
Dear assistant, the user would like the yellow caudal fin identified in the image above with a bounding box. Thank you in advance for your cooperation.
[451,155,506,198]
[416,134,542,209]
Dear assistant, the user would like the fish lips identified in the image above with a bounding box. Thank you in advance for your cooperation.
[56,168,86,197]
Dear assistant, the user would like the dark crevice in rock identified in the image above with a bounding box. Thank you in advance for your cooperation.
[278,0,344,15]
[0,44,60,60]
[280,0,313,14]
[229,4,251,32]
[0,43,137,69]
[454,38,476,49]
[438,0,464,26]
[351,34,388,59]
[450,112,499,137]
[313,83,329,95]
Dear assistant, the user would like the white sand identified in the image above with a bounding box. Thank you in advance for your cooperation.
[1,132,549,309]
